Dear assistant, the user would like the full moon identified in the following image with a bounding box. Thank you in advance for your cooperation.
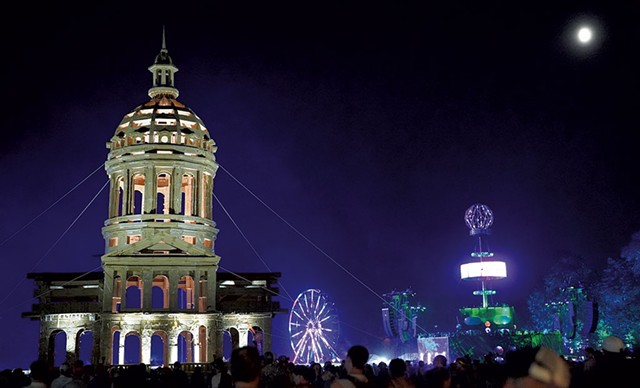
[577,27,593,44]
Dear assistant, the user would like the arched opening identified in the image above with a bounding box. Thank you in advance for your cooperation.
[124,332,141,364]
[112,276,122,313]
[111,328,121,365]
[152,275,170,309]
[132,174,145,215]
[198,326,207,363]
[177,275,195,310]
[222,329,237,361]
[181,174,195,216]
[125,276,142,309]
[116,176,125,217]
[156,173,170,218]
[49,330,67,367]
[151,331,168,367]
[77,329,94,365]
[177,331,194,363]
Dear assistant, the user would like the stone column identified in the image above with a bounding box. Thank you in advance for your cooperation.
[261,318,272,354]
[39,325,50,365]
[118,338,125,366]
[141,331,151,365]
[120,269,128,311]
[142,272,153,310]
[193,270,201,310]
[123,169,131,216]
[172,167,182,215]
[144,166,155,215]
[210,325,222,362]
[102,270,115,312]
[66,330,77,361]
[239,328,249,347]
[169,333,178,364]
[91,318,102,365]
[109,175,117,218]
[192,341,200,363]
[207,266,217,311]
[169,270,179,311]
[99,319,113,365]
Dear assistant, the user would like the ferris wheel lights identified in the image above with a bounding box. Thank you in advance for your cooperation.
[289,289,340,364]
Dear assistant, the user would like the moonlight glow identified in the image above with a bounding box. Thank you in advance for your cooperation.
[577,27,593,44]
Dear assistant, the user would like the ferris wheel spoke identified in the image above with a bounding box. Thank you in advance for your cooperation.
[316,301,327,317]
[294,331,310,354]
[292,308,306,322]
[319,314,333,324]
[298,301,313,322]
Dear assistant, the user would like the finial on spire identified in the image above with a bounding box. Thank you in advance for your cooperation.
[162,25,167,52]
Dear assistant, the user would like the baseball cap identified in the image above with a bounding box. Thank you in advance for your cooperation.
[601,335,625,353]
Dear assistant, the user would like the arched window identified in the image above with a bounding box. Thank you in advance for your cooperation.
[124,332,141,364]
[111,328,121,365]
[152,275,169,309]
[156,173,170,217]
[177,331,194,363]
[132,174,145,215]
[198,326,207,363]
[151,331,168,367]
[50,330,67,368]
[77,330,94,365]
[115,176,125,217]
[181,174,195,216]
[125,276,143,309]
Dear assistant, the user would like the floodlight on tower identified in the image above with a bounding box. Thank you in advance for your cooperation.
[460,204,507,309]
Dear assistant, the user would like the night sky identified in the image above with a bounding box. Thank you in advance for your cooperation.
[1,1,639,370]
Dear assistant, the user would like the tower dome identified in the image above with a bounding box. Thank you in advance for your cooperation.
[107,28,215,155]
[107,95,216,154]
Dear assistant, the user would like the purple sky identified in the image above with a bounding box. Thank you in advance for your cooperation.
[1,1,639,369]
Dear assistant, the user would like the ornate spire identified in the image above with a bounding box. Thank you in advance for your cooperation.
[148,26,179,98]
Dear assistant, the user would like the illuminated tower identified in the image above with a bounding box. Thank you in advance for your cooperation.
[460,204,507,309]
[100,30,222,364]
[23,31,285,367]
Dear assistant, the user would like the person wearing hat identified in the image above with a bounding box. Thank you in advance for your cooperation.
[51,362,83,388]
[585,335,634,387]
[502,346,570,388]
[51,363,73,388]
[601,335,625,354]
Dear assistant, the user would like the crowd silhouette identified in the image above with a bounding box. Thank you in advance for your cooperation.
[2,337,637,388]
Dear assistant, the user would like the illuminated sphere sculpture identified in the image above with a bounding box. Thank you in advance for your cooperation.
[465,204,493,236]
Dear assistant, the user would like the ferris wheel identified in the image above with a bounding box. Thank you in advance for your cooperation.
[289,288,341,364]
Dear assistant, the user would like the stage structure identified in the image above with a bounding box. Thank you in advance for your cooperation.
[459,204,514,328]
[416,204,562,362]
[22,31,286,368]
[382,288,426,357]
